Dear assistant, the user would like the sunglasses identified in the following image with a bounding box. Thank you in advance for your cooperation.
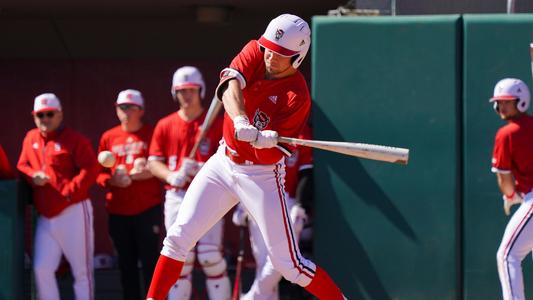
[36,111,55,119]
[117,104,140,111]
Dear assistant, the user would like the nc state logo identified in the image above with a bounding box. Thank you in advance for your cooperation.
[253,109,270,130]
[275,29,284,41]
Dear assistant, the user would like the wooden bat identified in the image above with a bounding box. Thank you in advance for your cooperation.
[231,225,246,300]
[188,96,223,158]
[530,43,533,80]
[278,136,409,165]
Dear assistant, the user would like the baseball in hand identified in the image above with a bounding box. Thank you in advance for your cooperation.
[98,151,116,168]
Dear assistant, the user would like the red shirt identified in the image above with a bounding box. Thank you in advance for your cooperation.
[149,111,223,190]
[492,114,533,194]
[284,125,313,198]
[97,125,162,215]
[219,40,311,165]
[17,127,98,218]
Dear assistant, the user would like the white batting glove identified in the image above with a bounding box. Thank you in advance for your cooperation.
[233,115,258,142]
[251,130,279,149]
[181,158,200,177]
[503,192,524,216]
[232,203,248,226]
[166,170,190,188]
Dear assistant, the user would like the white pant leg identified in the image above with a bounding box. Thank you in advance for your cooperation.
[55,200,95,300]
[235,161,315,287]
[33,216,63,300]
[497,193,533,300]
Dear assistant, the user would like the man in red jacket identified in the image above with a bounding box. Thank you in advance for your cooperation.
[17,93,98,300]
[97,89,162,300]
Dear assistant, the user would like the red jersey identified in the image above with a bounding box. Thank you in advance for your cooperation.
[97,125,162,215]
[0,144,14,179]
[284,126,313,198]
[17,127,98,218]
[218,40,311,165]
[149,111,223,190]
[491,114,533,194]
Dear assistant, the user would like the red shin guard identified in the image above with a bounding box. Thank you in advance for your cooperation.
[146,255,184,300]
[304,266,344,300]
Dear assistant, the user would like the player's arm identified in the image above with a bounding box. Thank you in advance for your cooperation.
[62,137,99,201]
[220,79,247,120]
[96,136,113,187]
[495,172,515,196]
[147,159,172,182]
[16,134,48,186]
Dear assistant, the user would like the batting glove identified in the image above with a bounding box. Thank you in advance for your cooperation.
[251,130,279,149]
[166,170,190,188]
[232,203,248,226]
[233,115,258,142]
[181,158,200,177]
[503,191,524,216]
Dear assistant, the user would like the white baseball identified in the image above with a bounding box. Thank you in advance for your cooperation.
[98,151,116,168]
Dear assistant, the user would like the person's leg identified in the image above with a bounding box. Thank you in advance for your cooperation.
[59,200,95,300]
[497,196,533,300]
[147,154,239,300]
[238,162,345,300]
[110,213,142,300]
[136,204,163,296]
[33,216,63,300]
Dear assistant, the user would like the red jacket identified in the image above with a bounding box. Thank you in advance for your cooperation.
[17,127,98,218]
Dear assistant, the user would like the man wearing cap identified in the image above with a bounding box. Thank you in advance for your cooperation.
[148,66,229,300]
[17,93,99,300]
[146,14,347,300]
[97,89,162,300]
[490,78,533,300]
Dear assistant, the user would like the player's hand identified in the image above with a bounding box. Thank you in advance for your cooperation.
[233,115,258,142]
[232,203,248,226]
[32,171,50,186]
[109,172,132,188]
[503,191,524,216]
[129,168,153,181]
[166,170,190,188]
[251,130,279,149]
[181,158,201,177]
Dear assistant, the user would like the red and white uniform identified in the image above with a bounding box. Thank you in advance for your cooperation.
[149,111,227,300]
[493,114,533,300]
[17,127,98,300]
[97,125,161,215]
[162,40,318,291]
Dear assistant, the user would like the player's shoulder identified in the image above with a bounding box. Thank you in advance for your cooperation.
[64,127,91,141]
[101,125,122,138]
[155,112,178,128]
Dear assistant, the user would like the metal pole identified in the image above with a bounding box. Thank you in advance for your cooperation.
[507,0,516,14]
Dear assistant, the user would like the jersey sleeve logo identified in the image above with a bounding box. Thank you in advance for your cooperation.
[253,109,270,130]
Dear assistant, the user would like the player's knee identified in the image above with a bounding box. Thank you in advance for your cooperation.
[162,227,196,261]
[270,256,314,286]
[33,262,55,278]
[180,252,196,277]
[197,244,227,277]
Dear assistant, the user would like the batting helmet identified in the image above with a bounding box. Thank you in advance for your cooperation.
[490,78,530,113]
[258,14,311,69]
[171,66,206,99]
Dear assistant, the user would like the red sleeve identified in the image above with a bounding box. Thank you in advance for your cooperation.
[228,40,263,83]
[0,144,14,179]
[61,136,98,201]
[492,128,512,172]
[96,133,111,188]
[149,120,166,160]
[17,133,37,182]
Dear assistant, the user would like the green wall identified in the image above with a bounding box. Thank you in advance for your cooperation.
[312,14,533,299]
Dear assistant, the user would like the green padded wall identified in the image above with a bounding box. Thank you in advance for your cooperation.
[0,180,23,300]
[462,14,533,300]
[312,16,461,299]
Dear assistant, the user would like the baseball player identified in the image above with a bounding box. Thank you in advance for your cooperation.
[232,125,313,300]
[490,78,533,300]
[97,89,162,300]
[146,14,347,300]
[17,93,98,300]
[148,66,229,300]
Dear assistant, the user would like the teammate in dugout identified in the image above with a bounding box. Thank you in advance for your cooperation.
[97,89,162,300]
[146,14,347,300]
[17,93,98,300]
[232,125,313,300]
[489,78,533,300]
[148,66,230,300]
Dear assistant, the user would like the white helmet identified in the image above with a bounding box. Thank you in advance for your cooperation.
[171,66,206,99]
[258,14,311,69]
[490,78,530,112]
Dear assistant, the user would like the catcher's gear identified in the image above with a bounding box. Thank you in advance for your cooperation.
[490,78,530,113]
[258,14,311,69]
[503,191,524,216]
[171,66,206,99]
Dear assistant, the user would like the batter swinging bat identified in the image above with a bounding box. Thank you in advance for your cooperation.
[188,96,223,158]
[278,136,410,165]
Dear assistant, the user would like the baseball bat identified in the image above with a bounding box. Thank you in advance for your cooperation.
[278,136,409,165]
[530,43,533,80]
[231,225,246,300]
[188,96,223,158]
